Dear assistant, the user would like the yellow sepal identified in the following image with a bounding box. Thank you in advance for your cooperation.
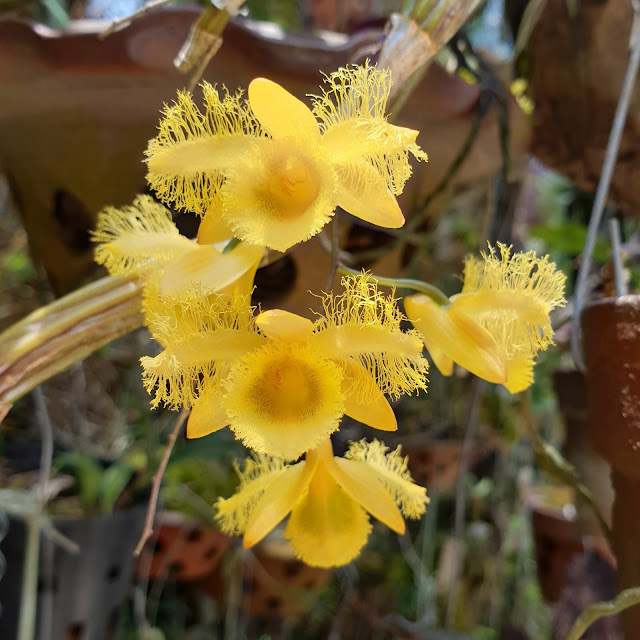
[255,309,314,340]
[327,455,405,534]
[248,78,320,140]
[404,294,507,384]
[340,360,397,431]
[187,383,229,438]
[243,461,313,548]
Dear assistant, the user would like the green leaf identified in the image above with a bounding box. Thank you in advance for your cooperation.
[54,452,102,512]
[531,222,609,262]
[99,464,134,515]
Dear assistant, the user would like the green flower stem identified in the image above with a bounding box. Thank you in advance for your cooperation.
[337,265,451,307]
[564,587,640,640]
[222,237,242,254]
[0,275,144,413]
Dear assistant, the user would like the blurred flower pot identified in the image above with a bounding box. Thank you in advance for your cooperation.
[582,296,640,638]
[200,538,332,619]
[552,370,613,536]
[524,486,582,603]
[134,511,230,582]
[0,9,526,302]
[0,507,146,640]
[405,441,463,490]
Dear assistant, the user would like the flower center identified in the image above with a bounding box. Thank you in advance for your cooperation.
[263,356,315,420]
[266,153,321,220]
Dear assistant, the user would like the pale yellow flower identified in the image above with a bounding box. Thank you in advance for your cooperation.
[141,276,428,460]
[404,244,566,392]
[145,63,427,252]
[92,195,264,298]
[216,438,429,568]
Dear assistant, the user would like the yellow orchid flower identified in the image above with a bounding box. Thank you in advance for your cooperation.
[216,438,429,568]
[92,195,264,298]
[141,276,428,460]
[145,63,427,252]
[404,244,566,393]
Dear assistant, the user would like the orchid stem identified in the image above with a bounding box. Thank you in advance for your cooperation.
[337,265,450,306]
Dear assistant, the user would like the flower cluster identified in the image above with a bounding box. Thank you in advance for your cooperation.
[92,61,565,569]
[92,63,431,567]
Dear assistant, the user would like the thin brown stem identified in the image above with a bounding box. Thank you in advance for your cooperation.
[134,409,189,556]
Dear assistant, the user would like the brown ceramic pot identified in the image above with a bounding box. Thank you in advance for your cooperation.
[582,295,640,637]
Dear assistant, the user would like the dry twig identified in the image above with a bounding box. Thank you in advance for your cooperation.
[134,408,189,556]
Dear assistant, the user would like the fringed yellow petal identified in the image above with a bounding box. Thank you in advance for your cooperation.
[243,461,313,548]
[340,360,397,432]
[504,353,536,393]
[404,294,507,384]
[345,439,429,519]
[222,342,345,460]
[327,455,405,533]
[215,454,288,535]
[143,284,256,348]
[141,290,263,408]
[145,83,263,215]
[92,195,193,277]
[248,78,320,140]
[255,309,314,340]
[312,63,427,195]
[158,242,264,297]
[197,197,234,244]
[462,244,567,311]
[312,62,392,129]
[187,383,229,438]
[334,160,404,228]
[220,138,337,252]
[326,122,426,195]
[312,276,428,399]
[286,462,371,567]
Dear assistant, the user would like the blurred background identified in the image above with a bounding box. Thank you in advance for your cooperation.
[1,0,639,638]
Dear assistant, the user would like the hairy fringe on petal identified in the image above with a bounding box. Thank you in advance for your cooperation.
[336,133,427,196]
[320,273,404,330]
[461,243,567,359]
[316,275,428,399]
[145,83,263,215]
[462,243,567,310]
[345,439,428,519]
[143,282,256,347]
[140,351,220,409]
[312,63,428,194]
[140,286,259,408]
[92,195,187,276]
[312,62,391,129]
[215,454,287,535]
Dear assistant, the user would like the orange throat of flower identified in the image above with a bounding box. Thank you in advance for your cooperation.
[263,152,321,221]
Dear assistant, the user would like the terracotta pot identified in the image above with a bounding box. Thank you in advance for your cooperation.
[134,512,230,582]
[200,538,332,619]
[553,370,614,535]
[529,1,640,215]
[582,295,640,637]
[523,486,582,602]
[0,10,527,297]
